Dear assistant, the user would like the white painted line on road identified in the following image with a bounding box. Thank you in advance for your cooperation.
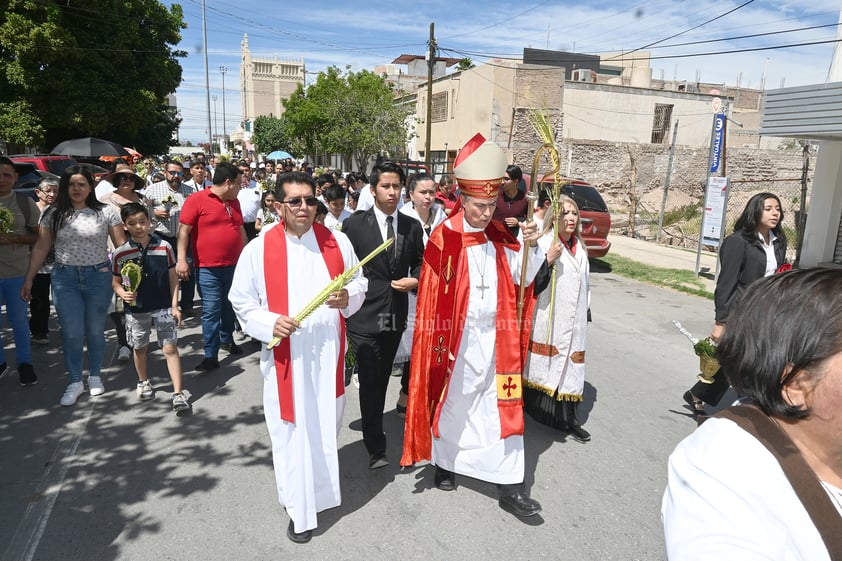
[1,397,98,561]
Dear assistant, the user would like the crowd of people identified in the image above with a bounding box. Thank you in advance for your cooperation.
[3,142,839,554]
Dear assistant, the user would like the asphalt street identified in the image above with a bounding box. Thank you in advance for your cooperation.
[0,263,727,561]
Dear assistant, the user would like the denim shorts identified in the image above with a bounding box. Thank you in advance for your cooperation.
[126,308,178,348]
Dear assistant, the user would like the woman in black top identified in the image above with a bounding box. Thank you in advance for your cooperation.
[683,192,788,417]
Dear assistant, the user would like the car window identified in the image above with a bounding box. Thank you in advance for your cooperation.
[563,184,608,213]
[46,159,76,175]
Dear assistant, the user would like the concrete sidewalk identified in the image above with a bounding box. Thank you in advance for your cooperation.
[605,234,719,294]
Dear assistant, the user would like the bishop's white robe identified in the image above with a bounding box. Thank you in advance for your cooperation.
[229,226,367,534]
[524,233,590,400]
[432,220,545,484]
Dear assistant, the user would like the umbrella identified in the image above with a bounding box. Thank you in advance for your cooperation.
[266,150,293,160]
[52,137,130,158]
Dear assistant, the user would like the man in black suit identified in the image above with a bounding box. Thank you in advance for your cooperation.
[341,162,425,469]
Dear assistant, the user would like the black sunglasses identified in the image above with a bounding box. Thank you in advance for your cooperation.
[281,196,320,207]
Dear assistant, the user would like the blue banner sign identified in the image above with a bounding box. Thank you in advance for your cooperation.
[710,114,725,173]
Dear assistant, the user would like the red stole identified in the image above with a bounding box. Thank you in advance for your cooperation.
[263,223,346,423]
[401,213,531,466]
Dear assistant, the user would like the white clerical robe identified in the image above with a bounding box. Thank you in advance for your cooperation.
[432,220,545,485]
[229,227,367,534]
[524,232,590,399]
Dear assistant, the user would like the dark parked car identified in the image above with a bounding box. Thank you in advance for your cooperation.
[11,162,51,199]
[523,174,611,258]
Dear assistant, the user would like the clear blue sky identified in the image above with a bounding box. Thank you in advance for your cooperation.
[170,0,841,144]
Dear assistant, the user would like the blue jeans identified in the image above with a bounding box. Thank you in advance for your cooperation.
[0,276,31,365]
[51,262,113,383]
[197,266,235,359]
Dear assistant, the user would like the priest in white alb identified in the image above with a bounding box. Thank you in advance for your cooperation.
[229,171,367,544]
[401,134,547,517]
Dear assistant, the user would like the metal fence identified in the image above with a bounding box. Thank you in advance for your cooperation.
[623,176,807,263]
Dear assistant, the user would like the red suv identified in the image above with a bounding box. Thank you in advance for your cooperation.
[523,175,611,258]
[9,154,78,176]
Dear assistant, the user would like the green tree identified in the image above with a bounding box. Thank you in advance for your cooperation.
[456,57,475,71]
[252,115,290,155]
[282,67,409,170]
[0,0,185,154]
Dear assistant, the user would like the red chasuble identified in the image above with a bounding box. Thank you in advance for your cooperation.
[263,223,346,423]
[400,213,533,467]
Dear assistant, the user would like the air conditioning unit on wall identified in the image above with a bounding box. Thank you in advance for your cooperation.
[571,68,595,82]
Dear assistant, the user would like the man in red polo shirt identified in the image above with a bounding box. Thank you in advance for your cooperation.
[177,161,248,371]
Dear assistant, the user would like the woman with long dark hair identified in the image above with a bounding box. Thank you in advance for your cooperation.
[664,268,842,559]
[21,166,126,406]
[682,192,787,416]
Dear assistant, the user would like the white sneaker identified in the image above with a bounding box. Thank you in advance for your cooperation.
[118,346,131,362]
[88,376,105,396]
[136,380,155,401]
[60,382,85,406]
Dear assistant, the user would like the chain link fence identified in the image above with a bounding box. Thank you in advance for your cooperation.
[620,176,807,263]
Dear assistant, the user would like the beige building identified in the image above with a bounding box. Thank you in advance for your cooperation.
[239,34,304,125]
[412,59,728,168]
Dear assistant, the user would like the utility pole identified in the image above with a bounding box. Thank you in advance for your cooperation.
[424,22,435,168]
[202,0,213,151]
[219,66,228,153]
[656,119,679,243]
[212,95,218,148]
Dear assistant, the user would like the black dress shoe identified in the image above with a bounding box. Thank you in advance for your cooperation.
[368,453,389,470]
[683,390,707,416]
[568,424,591,443]
[433,466,456,491]
[286,520,312,544]
[222,342,244,355]
[195,357,219,372]
[498,491,542,517]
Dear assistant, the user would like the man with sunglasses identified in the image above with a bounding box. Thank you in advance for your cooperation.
[229,171,367,543]
[341,162,425,470]
[147,160,198,316]
[177,162,247,372]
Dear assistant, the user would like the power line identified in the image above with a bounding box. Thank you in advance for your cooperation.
[445,21,839,61]
[441,36,841,66]
[604,0,756,60]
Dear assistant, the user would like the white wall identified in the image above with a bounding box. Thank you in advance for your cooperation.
[563,83,717,146]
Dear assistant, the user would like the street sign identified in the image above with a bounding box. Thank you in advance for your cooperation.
[710,114,725,173]
[701,176,729,247]
[711,97,722,113]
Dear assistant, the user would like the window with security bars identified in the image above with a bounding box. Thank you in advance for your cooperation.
[431,92,448,122]
[833,208,842,264]
[651,103,674,144]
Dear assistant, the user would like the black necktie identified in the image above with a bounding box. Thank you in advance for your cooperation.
[386,215,396,266]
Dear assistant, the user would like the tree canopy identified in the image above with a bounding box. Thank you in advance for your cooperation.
[0,0,185,154]
[251,115,291,155]
[280,67,410,170]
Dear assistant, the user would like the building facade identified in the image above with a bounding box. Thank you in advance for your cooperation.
[239,34,304,126]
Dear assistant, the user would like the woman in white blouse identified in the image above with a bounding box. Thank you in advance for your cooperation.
[22,166,126,406]
[663,268,842,560]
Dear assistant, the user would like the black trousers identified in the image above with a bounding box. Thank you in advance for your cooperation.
[690,368,730,407]
[160,234,196,310]
[29,272,52,336]
[243,222,257,241]
[348,329,403,456]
